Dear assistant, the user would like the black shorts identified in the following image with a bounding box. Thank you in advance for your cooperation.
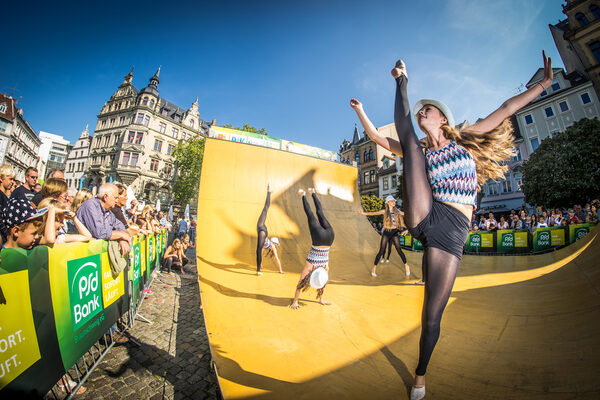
[409,200,471,260]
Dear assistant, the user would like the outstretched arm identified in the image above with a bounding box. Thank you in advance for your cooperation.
[358,206,385,216]
[350,99,404,156]
[465,51,553,135]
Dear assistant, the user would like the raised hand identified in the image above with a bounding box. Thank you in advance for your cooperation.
[350,98,363,111]
[298,189,305,196]
[541,50,553,88]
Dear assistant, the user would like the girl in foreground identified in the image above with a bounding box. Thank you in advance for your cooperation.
[290,188,334,309]
[351,52,552,399]
[256,184,284,275]
[359,195,411,277]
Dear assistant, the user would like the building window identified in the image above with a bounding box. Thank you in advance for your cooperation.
[363,171,369,184]
[159,122,166,133]
[103,135,110,146]
[171,127,179,138]
[559,100,569,112]
[174,115,180,122]
[576,12,590,26]
[488,182,499,196]
[154,139,163,152]
[540,89,547,97]
[142,97,148,106]
[551,79,560,91]
[110,118,115,127]
[544,106,554,118]
[135,132,144,144]
[530,138,539,151]
[167,144,175,155]
[551,130,560,137]
[515,173,523,191]
[162,109,168,116]
[164,164,173,175]
[119,116,125,125]
[370,170,375,183]
[591,4,600,18]
[128,131,135,143]
[122,152,130,165]
[355,152,359,164]
[589,41,600,63]
[131,153,139,166]
[149,99,155,108]
[143,115,150,126]
[369,148,374,161]
[101,120,106,128]
[524,114,533,125]
[136,113,144,124]
[363,151,368,162]
[189,119,195,128]
[512,147,522,162]
[383,177,389,190]
[392,175,398,188]
[581,92,592,104]
[501,177,512,193]
[0,120,7,132]
[150,159,159,172]
[0,103,6,113]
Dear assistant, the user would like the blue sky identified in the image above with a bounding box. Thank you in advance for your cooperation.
[2,0,565,153]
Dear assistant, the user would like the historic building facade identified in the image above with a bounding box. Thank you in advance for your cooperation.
[0,93,42,182]
[552,0,600,98]
[339,123,396,197]
[84,68,210,206]
[65,125,92,190]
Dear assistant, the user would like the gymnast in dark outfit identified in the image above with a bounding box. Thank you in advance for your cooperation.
[351,53,552,399]
[256,184,283,275]
[359,195,411,278]
[290,188,334,309]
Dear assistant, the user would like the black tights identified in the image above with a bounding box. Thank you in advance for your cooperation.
[385,239,393,260]
[375,230,406,264]
[394,74,460,376]
[302,193,334,246]
[256,192,270,272]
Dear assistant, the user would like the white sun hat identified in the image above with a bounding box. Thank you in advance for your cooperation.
[413,99,455,128]
[385,195,396,203]
[270,237,280,246]
[310,267,329,289]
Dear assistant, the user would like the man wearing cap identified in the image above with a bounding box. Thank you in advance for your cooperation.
[1,197,48,249]
[76,183,131,254]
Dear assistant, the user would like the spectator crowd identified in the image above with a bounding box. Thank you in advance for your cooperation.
[471,202,599,234]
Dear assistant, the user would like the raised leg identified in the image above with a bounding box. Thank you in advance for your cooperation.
[394,74,433,229]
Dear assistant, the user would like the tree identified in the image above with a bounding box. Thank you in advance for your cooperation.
[521,118,600,208]
[172,135,205,205]
[360,195,384,225]
[222,123,268,136]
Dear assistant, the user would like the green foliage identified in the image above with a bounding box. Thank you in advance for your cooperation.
[361,195,384,224]
[222,123,268,136]
[172,136,205,205]
[522,118,600,208]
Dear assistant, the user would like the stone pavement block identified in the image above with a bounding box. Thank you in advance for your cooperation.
[74,249,218,400]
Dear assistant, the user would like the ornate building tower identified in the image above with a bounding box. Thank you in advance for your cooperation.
[85,68,210,207]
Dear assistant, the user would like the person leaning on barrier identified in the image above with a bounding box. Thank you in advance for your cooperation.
[76,183,131,254]
[31,168,64,206]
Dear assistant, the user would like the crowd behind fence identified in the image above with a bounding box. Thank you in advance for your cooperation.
[0,230,167,397]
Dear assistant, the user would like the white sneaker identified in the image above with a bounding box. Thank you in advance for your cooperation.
[380,259,384,263]
[371,272,377,277]
[410,385,425,400]
[257,272,262,276]
[386,259,390,263]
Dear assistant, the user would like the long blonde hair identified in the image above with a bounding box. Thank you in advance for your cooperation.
[441,119,516,189]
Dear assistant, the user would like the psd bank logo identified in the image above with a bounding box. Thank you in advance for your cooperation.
[501,233,514,247]
[470,235,481,247]
[575,227,588,241]
[537,231,551,247]
[68,254,104,330]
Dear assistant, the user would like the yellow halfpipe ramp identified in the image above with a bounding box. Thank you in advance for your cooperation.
[195,138,600,399]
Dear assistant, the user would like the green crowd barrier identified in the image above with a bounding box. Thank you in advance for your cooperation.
[396,223,595,254]
[0,229,168,396]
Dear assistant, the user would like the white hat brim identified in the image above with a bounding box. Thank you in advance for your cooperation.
[413,99,455,128]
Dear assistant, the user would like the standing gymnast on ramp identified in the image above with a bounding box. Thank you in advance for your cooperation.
[351,52,552,399]
[256,184,284,275]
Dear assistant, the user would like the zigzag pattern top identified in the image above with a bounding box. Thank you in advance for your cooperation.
[426,141,478,207]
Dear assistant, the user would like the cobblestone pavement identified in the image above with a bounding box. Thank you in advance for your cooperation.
[77,249,220,400]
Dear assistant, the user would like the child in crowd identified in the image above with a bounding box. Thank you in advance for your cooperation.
[37,198,93,244]
[1,198,48,249]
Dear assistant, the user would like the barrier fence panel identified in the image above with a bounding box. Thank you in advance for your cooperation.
[0,230,166,397]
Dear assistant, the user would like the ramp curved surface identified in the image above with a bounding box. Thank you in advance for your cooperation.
[196,138,600,399]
